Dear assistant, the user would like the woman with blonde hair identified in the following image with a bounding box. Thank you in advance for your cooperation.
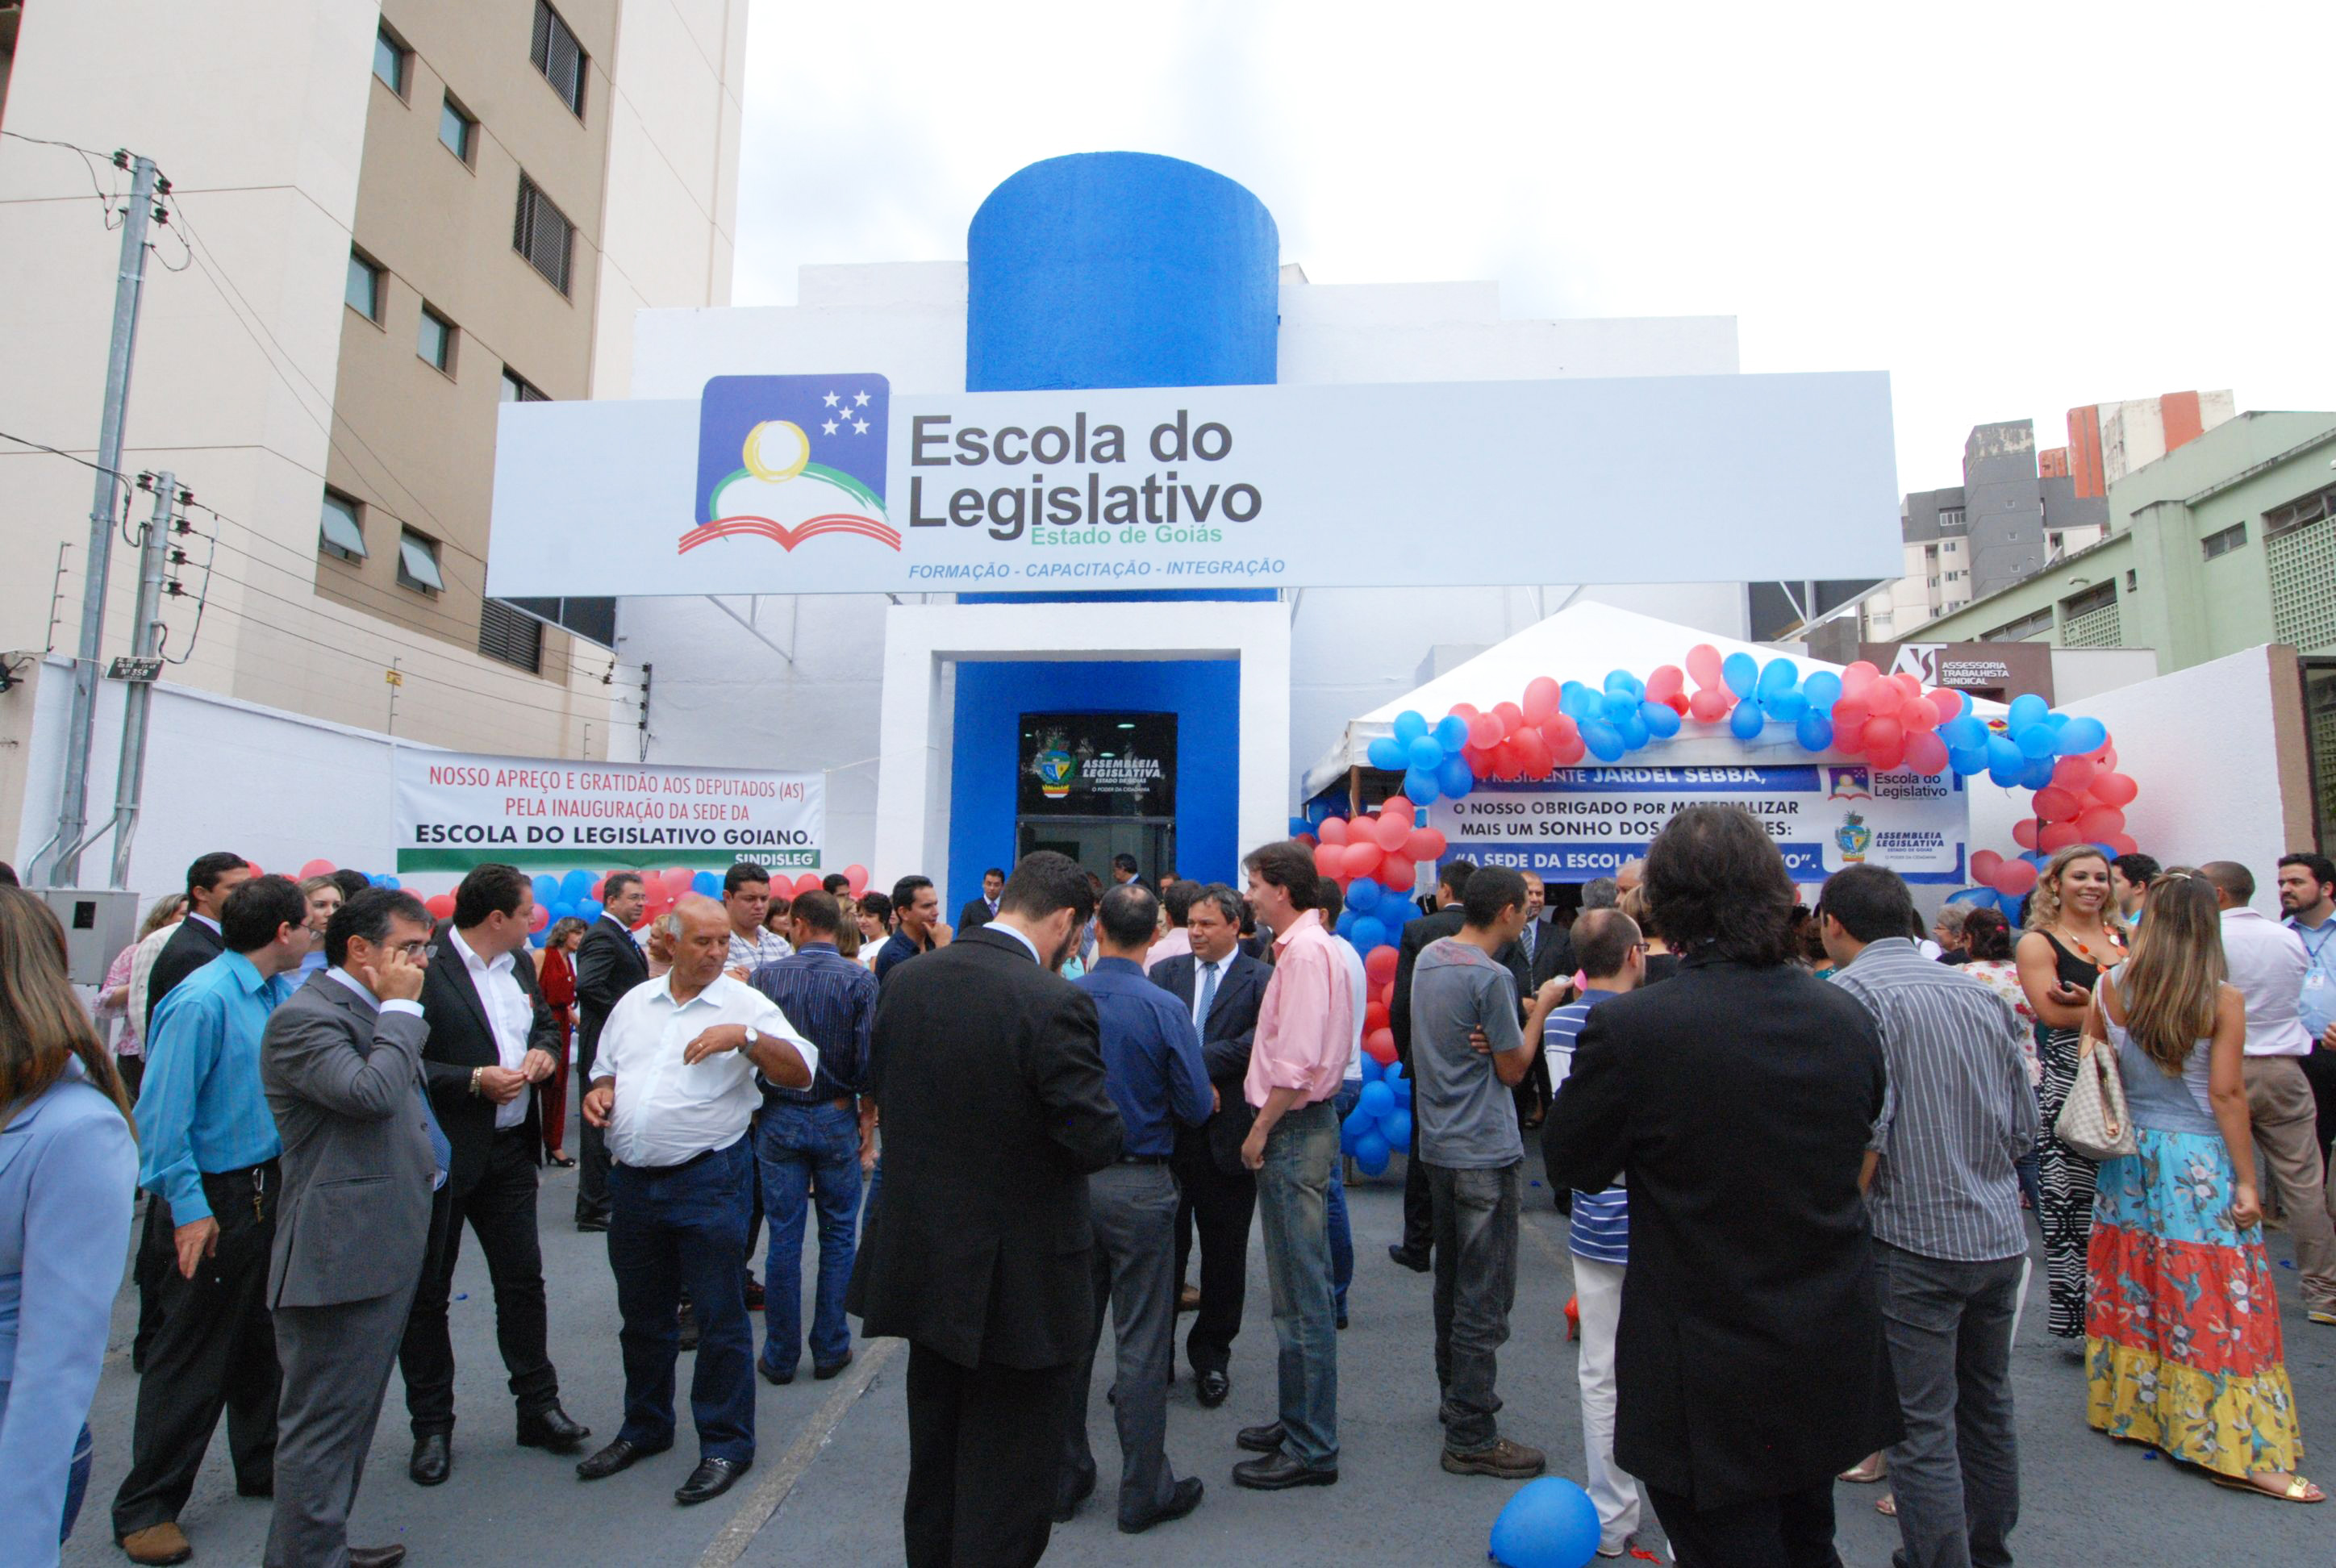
[0,885,140,1562]
[93,893,189,1098]
[2017,844,2127,1342]
[2086,870,2320,1503]
[294,874,342,976]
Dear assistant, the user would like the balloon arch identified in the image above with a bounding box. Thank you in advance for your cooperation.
[1289,644,2143,1173]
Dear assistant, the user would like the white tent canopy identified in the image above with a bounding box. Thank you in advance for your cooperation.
[1300,600,2001,801]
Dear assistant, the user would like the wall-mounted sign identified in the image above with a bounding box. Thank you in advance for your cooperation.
[1425,763,1971,883]
[394,750,824,874]
[487,369,1901,598]
[1862,641,2053,705]
[1017,713,1176,816]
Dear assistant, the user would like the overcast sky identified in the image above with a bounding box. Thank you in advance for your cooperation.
[731,2,2334,493]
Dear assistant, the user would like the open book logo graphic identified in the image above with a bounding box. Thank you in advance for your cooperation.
[682,375,897,555]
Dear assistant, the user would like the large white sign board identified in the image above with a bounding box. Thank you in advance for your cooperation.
[486,371,1900,598]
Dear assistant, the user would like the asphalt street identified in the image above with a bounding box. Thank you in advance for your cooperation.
[66,1151,2336,1566]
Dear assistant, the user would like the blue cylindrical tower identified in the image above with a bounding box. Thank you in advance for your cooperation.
[966,152,1278,393]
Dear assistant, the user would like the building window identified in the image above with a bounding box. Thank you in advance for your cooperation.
[2125,569,2138,592]
[373,24,409,96]
[530,0,588,117]
[1982,607,2054,643]
[513,175,574,295]
[2061,582,2121,648]
[507,595,616,649]
[478,598,544,673]
[500,368,549,402]
[1938,507,1966,529]
[438,94,476,164]
[2267,494,2336,653]
[2062,581,2116,618]
[396,530,445,594]
[2201,522,2247,560]
[319,490,368,561]
[416,305,457,373]
[345,250,383,321]
[1945,569,1967,582]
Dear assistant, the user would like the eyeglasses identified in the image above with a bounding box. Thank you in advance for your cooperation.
[384,939,431,959]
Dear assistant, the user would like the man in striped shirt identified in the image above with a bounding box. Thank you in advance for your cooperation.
[1821,865,2035,1568]
[1541,907,1648,1562]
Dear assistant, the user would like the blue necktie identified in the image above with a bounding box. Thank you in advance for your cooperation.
[1195,961,1219,1032]
[417,1084,452,1190]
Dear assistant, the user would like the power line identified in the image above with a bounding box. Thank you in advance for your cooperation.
[0,129,127,227]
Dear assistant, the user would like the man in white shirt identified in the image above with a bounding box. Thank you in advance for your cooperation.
[2204,861,2336,1323]
[723,862,791,972]
[576,897,817,1504]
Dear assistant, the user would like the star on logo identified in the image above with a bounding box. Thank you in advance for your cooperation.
[853,419,870,434]
[822,392,840,407]
[853,391,871,407]
[822,419,839,435]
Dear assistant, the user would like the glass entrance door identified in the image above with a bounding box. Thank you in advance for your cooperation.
[1016,817,1174,887]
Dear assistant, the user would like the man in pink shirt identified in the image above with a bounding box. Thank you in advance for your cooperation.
[1230,840,1354,1491]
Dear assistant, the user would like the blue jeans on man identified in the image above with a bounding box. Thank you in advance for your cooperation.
[608,1137,757,1464]
[1326,1082,1360,1323]
[1254,1099,1340,1470]
[755,1099,862,1380]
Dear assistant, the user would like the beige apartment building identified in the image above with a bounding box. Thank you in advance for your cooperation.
[0,0,743,865]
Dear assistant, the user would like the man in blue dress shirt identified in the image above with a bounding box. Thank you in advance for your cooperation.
[113,875,311,1566]
[1057,884,1212,1534]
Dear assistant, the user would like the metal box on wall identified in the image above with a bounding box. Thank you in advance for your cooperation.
[40,888,140,986]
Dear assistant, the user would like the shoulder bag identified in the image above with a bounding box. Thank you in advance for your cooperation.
[2053,982,2135,1161]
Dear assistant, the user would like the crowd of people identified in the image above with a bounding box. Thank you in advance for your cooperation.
[1,819,2332,1566]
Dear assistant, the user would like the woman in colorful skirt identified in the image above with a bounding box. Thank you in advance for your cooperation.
[2085,870,2320,1503]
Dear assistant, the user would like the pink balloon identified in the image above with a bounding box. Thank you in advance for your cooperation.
[1522,676,1560,726]
[1450,703,1479,721]
[795,873,824,899]
[1832,694,1871,728]
[2050,755,2098,792]
[1686,644,1723,689]
[1991,861,2038,897]
[1834,719,1868,753]
[529,903,550,932]
[2089,773,2138,807]
[1314,842,1346,878]
[1971,849,2004,884]
[1488,740,1523,781]
[844,864,870,898]
[2038,822,2083,853]
[2012,819,2039,849]
[424,893,457,920]
[1689,689,1730,723]
[2078,805,2126,840]
[298,857,336,880]
[1512,728,1552,778]
[1492,703,1526,738]
[1381,796,1416,830]
[1867,737,1905,772]
[1468,714,1504,750]
[1317,815,1349,846]
[661,866,694,892]
[1841,661,1879,699]
[1865,678,1904,718]
[1865,715,1904,756]
[1405,826,1447,861]
[1540,714,1580,751]
[1550,730,1587,767]
[1901,696,1939,732]
[2033,786,2080,823]
[1930,689,1966,724]
[1377,854,1416,890]
[1646,665,1685,703]
[1904,731,1948,774]
[2103,832,2139,856]
[1342,840,1382,881]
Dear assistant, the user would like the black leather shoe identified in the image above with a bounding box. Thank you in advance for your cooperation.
[577,1437,668,1481]
[1120,1476,1204,1533]
[1387,1244,1430,1273]
[408,1433,450,1487]
[1052,1466,1095,1523]
[348,1548,407,1568]
[1195,1370,1229,1408]
[1236,1421,1284,1453]
[1233,1452,1338,1490]
[758,1356,795,1386]
[235,1471,273,1499]
[813,1350,853,1380]
[518,1404,590,1452]
[674,1456,750,1505]
[576,1216,610,1233]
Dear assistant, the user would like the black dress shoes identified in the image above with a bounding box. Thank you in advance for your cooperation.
[1232,1452,1338,1490]
[577,1437,669,1481]
[1387,1243,1430,1272]
[1236,1421,1284,1453]
[1195,1370,1230,1408]
[1051,1465,1095,1523]
[813,1350,854,1380]
[1120,1476,1205,1533]
[674,1456,751,1505]
[576,1215,610,1233]
[408,1433,450,1487]
[348,1548,407,1568]
[517,1404,591,1452]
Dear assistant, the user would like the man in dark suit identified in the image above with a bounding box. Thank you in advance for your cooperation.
[572,871,650,1231]
[1149,882,1269,1407]
[144,851,253,1029]
[849,851,1124,1567]
[260,888,448,1568]
[1544,807,1900,1564]
[399,864,589,1486]
[956,866,1005,935]
[1111,853,1149,894]
[1387,859,1476,1269]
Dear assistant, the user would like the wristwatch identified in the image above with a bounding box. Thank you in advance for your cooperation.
[743,1027,760,1051]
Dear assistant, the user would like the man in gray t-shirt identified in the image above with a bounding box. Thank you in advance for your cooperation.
[1405,865,1545,1479]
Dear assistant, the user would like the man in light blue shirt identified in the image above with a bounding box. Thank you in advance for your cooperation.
[2277,852,2336,1178]
[113,875,311,1563]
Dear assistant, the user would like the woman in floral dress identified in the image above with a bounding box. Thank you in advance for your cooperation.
[2085,871,2320,1503]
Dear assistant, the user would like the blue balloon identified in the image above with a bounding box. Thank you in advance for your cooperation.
[2016,724,2058,760]
[1437,755,1475,799]
[1600,691,1637,724]
[1392,710,1429,744]
[1939,714,1988,751]
[1616,710,1650,750]
[1490,1475,1602,1568]
[1948,746,1988,776]
[1379,1109,1412,1150]
[1433,714,1469,753]
[1722,651,1758,697]
[1559,682,1598,720]
[1803,670,1843,711]
[1389,1074,1411,1107]
[577,899,603,924]
[1729,699,1765,740]
[1358,1053,1382,1083]
[561,869,593,898]
[532,874,561,908]
[1601,669,1644,700]
[549,902,578,924]
[381,876,399,890]
[2008,693,2049,731]
[2058,715,2107,754]
[1404,767,1441,805]
[1366,735,1406,771]
[1354,1132,1391,1177]
[1360,1081,1395,1120]
[693,870,722,896]
[1796,711,1833,753]
[1758,656,1798,696]
[1640,700,1681,738]
[2019,757,2057,790]
[1350,915,1388,953]
[1344,876,1383,914]
[1381,1060,1403,1084]
[1763,687,1808,722]
[368,873,391,887]
[1288,816,1312,838]
[1408,735,1445,772]
[1581,719,1626,762]
[1986,735,2025,786]
[1334,910,1357,938]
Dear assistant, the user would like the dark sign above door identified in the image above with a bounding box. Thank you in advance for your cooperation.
[1019,712,1177,816]
[1859,641,2054,706]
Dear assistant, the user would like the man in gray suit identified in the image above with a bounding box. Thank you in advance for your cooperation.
[261,887,446,1568]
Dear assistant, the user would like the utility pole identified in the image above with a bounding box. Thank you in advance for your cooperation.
[42,152,161,886]
[106,472,180,888]
[386,657,403,732]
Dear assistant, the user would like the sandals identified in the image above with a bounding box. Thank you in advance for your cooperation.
[1838,1455,1888,1485]
[2210,1472,2326,1503]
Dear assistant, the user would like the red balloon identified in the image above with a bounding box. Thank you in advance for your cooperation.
[1901,696,1939,732]
[795,873,823,899]
[1381,796,1416,829]
[1317,815,1349,846]
[1363,1028,1399,1067]
[2050,755,2098,792]
[1404,826,1447,861]
[1314,842,1346,878]
[2011,819,2040,849]
[1841,660,1879,699]
[2033,786,2080,823]
[1867,737,1905,772]
[529,903,550,932]
[1512,728,1552,778]
[298,857,336,880]
[1865,678,1904,718]
[1550,731,1587,767]
[2077,806,2126,840]
[1834,719,1868,753]
[1893,672,1925,703]
[424,892,457,920]
[1492,702,1526,737]
[844,864,870,898]
[1689,689,1730,723]
[1373,813,1410,853]
[590,875,607,900]
[1865,715,1904,755]
[1539,714,1580,751]
[1522,676,1561,726]
[1930,688,1966,724]
[1364,999,1390,1035]
[1342,840,1383,882]
[1686,643,1722,689]
[1904,731,1948,774]
[1489,740,1523,780]
[1365,945,1400,985]
[1450,703,1479,721]
[1991,860,2038,897]
[661,866,693,892]
[1646,665,1685,703]
[2089,772,2138,807]
[2038,821,2083,853]
[1467,714,1503,749]
[1833,694,1871,728]
[1378,854,1416,891]
[2103,832,2139,857]
[1971,849,2003,884]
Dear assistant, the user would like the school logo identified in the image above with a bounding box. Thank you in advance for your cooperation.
[1825,766,1873,802]
[682,374,897,555]
[1032,749,1075,799]
[1835,810,1873,862]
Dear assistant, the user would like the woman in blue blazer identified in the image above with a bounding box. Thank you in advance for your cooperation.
[0,886,140,1566]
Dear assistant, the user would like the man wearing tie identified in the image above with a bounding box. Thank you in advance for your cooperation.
[955,866,1005,936]
[144,852,254,1030]
[1149,883,1270,1407]
[573,872,650,1232]
[259,887,448,1568]
[1059,885,1212,1533]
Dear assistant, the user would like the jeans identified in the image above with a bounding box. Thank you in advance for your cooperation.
[1254,1098,1340,1470]
[608,1137,757,1462]
[1425,1159,1521,1453]
[1871,1241,2022,1568]
[1327,1082,1359,1317]
[757,1099,863,1377]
